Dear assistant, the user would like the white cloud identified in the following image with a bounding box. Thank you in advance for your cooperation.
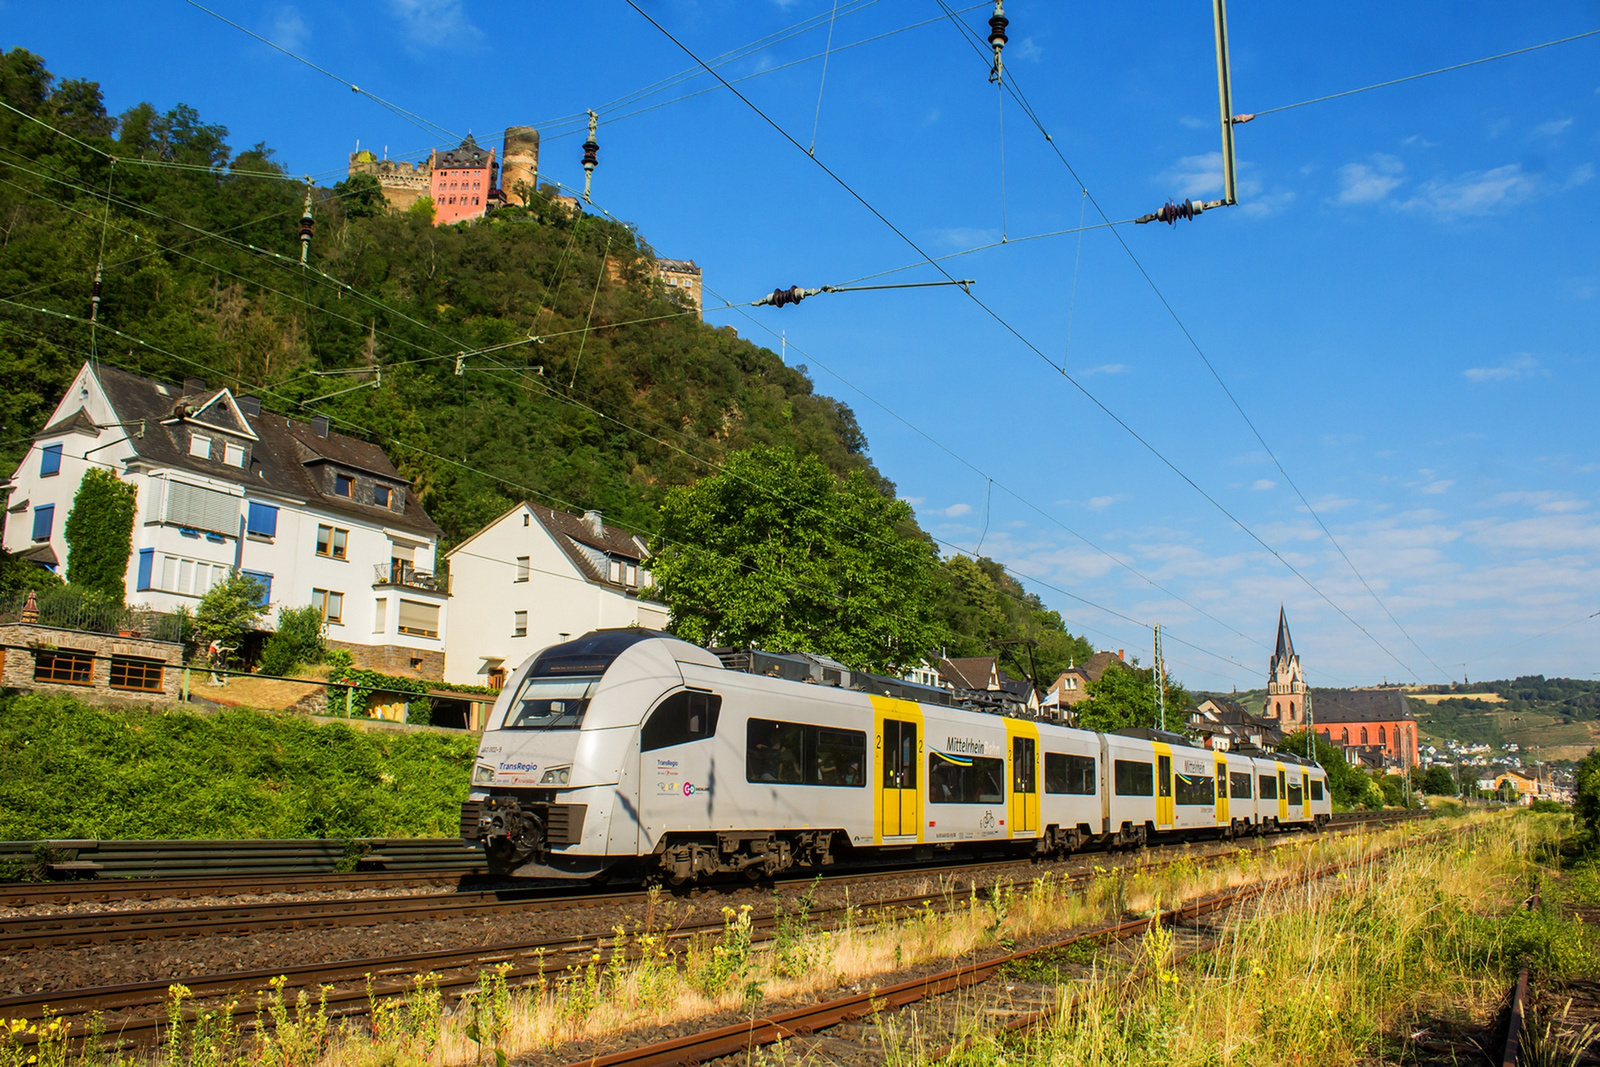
[1402,134,1438,148]
[1532,117,1573,138]
[1086,495,1121,512]
[1336,154,1404,204]
[921,107,941,128]
[1081,363,1127,376]
[1487,491,1589,514]
[1179,115,1207,130]
[1252,479,1276,491]
[1012,37,1042,62]
[899,496,925,507]
[1417,479,1456,495]
[940,503,972,518]
[269,5,308,50]
[1160,152,1224,199]
[1463,353,1542,382]
[1403,163,1538,217]
[1566,163,1595,189]
[929,226,999,248]
[384,0,482,49]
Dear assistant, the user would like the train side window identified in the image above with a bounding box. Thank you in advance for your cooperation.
[1045,753,1096,794]
[1176,773,1215,805]
[1113,759,1154,796]
[1287,781,1304,806]
[746,718,865,787]
[1230,772,1253,799]
[1258,774,1278,800]
[928,754,1006,803]
[1310,779,1324,801]
[641,690,722,751]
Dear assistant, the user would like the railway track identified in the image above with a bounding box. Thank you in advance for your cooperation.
[0,811,1425,951]
[0,818,1429,1049]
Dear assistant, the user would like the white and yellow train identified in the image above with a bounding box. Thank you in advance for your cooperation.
[460,631,1331,882]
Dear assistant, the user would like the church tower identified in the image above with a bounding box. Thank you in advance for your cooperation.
[1265,607,1307,725]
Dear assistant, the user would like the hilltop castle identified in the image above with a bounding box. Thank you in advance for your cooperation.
[347,126,543,222]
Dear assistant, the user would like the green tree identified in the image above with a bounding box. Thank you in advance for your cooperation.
[406,195,435,222]
[1416,764,1457,796]
[63,469,137,602]
[192,571,266,662]
[1572,748,1599,843]
[650,446,940,673]
[1074,661,1190,734]
[258,603,327,677]
[333,172,387,218]
[931,554,1094,690]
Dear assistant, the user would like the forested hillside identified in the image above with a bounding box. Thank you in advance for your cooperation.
[0,47,1100,686]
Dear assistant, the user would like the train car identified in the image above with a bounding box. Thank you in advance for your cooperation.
[460,630,1330,882]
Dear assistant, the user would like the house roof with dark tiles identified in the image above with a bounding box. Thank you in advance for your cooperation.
[938,656,996,691]
[1309,687,1415,724]
[90,364,440,538]
[37,409,99,438]
[524,503,650,591]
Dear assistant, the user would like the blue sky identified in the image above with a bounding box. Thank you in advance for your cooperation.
[6,1,1598,691]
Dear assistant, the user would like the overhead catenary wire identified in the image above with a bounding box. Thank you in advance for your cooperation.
[626,0,1425,684]
[931,0,1443,682]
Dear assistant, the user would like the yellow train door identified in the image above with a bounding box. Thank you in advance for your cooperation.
[870,696,924,843]
[1011,735,1038,835]
[1215,758,1230,826]
[1154,744,1175,829]
[1277,765,1289,822]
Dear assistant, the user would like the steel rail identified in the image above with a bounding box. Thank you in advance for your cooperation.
[1,821,1419,1048]
[561,847,1408,1067]
[2,813,1421,950]
[1500,887,1542,1067]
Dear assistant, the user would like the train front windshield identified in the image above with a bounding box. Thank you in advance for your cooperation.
[501,676,601,730]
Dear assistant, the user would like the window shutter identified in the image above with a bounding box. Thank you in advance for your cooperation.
[165,481,238,534]
[40,444,62,476]
[397,599,440,637]
[246,501,278,537]
[32,505,54,540]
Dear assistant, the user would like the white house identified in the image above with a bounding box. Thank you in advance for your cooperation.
[1,363,449,677]
[443,502,668,686]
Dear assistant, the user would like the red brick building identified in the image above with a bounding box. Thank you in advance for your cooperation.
[1312,688,1420,769]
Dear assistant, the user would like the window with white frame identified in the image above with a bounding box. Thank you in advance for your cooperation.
[513,610,528,637]
[515,556,530,582]
[189,433,212,459]
[155,553,231,597]
[223,441,246,467]
[374,598,388,633]
[312,588,344,625]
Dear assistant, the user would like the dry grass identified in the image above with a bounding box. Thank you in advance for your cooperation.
[0,817,1504,1067]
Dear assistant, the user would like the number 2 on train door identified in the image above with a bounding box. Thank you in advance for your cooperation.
[880,719,918,837]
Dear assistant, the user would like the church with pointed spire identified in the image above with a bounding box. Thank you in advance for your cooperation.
[1264,607,1307,726]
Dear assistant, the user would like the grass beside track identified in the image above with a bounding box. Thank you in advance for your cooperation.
[0,817,1519,1067]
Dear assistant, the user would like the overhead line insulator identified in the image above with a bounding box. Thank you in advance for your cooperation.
[581,110,599,204]
[1134,198,1226,226]
[987,2,1009,84]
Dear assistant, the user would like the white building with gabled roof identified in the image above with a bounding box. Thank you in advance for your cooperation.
[442,502,669,687]
[1,362,449,678]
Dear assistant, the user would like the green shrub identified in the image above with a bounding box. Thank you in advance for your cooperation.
[63,468,137,601]
[1528,798,1565,814]
[325,648,354,671]
[259,604,327,676]
[0,693,476,840]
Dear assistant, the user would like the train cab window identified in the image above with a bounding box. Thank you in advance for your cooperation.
[1287,781,1304,806]
[501,675,601,730]
[1310,779,1324,802]
[1258,774,1279,800]
[747,719,866,787]
[1114,759,1154,796]
[641,690,722,751]
[1230,772,1253,799]
[1158,755,1173,798]
[1013,737,1036,794]
[928,754,1005,804]
[1176,773,1215,805]
[1045,753,1096,794]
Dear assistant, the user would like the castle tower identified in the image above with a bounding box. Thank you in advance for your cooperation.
[1264,606,1307,725]
[501,126,541,206]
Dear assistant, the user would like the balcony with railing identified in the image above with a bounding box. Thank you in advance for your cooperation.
[373,562,450,595]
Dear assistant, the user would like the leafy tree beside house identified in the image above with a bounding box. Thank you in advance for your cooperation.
[192,571,266,665]
[258,604,327,677]
[62,468,137,602]
[1074,660,1191,734]
[649,446,941,674]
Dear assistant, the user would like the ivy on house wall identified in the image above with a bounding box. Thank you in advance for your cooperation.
[63,468,137,602]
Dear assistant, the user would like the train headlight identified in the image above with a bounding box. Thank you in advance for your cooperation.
[473,764,496,785]
[540,766,571,785]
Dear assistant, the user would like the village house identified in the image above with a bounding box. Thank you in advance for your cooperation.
[936,655,1039,716]
[1045,649,1125,712]
[1188,696,1281,751]
[1,363,448,677]
[442,502,668,687]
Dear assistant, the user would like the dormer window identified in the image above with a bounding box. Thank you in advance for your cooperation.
[223,441,246,467]
[374,484,392,508]
[334,473,353,497]
[190,433,212,459]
